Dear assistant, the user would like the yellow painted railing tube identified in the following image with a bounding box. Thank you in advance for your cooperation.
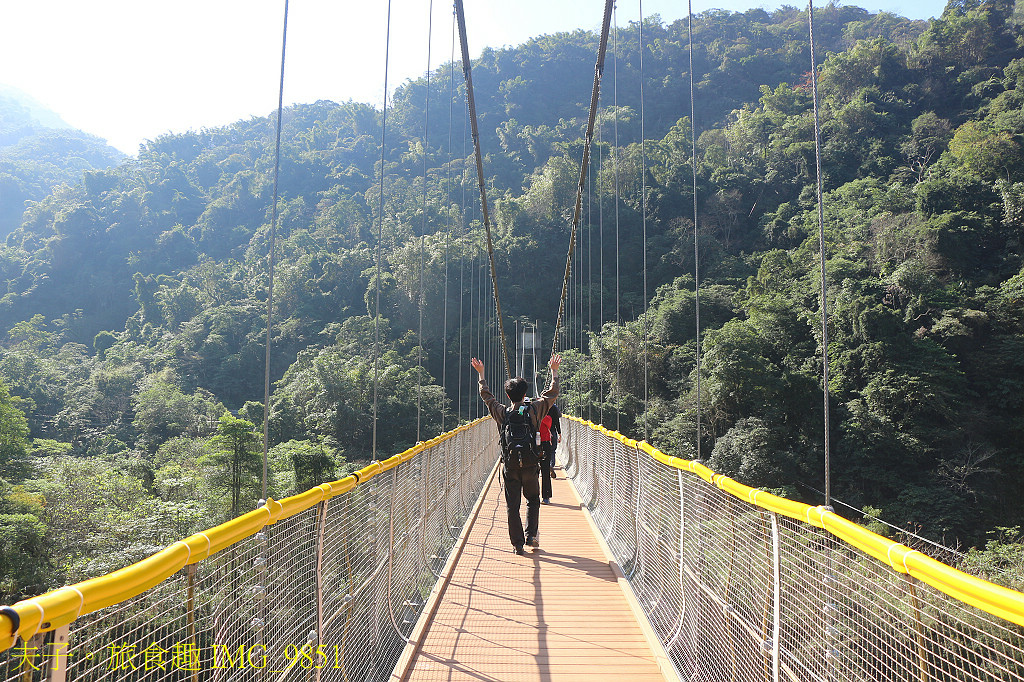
[379,454,402,473]
[571,417,1024,630]
[275,487,328,520]
[399,442,425,463]
[355,459,384,483]
[0,420,488,653]
[11,542,194,643]
[325,475,358,497]
[817,507,900,567]
[902,551,1024,628]
[200,505,274,556]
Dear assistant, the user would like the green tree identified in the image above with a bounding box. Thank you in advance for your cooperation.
[0,479,48,601]
[0,380,30,477]
[199,413,262,519]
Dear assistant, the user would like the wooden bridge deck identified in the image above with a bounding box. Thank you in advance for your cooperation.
[391,462,674,682]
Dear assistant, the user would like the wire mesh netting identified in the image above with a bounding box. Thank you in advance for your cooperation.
[0,421,498,682]
[561,418,1024,682]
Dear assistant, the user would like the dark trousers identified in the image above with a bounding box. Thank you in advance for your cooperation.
[540,440,555,499]
[502,461,540,548]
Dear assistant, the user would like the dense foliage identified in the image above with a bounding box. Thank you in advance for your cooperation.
[0,1,1023,601]
[0,90,124,237]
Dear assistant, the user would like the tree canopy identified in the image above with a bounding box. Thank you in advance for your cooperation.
[1,2,1023,597]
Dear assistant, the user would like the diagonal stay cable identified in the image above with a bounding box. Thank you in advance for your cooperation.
[551,0,615,357]
[453,0,511,381]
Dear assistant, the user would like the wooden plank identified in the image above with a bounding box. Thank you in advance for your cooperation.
[391,464,675,682]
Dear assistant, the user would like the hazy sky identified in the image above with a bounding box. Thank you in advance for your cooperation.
[1,0,947,155]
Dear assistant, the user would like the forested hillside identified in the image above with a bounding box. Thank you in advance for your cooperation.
[1,1,1023,602]
[0,88,124,237]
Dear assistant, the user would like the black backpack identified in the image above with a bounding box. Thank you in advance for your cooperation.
[500,400,538,467]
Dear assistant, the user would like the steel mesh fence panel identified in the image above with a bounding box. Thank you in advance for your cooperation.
[561,418,1024,682]
[0,421,498,682]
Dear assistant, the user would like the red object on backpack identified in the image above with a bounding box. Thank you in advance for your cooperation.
[539,415,552,442]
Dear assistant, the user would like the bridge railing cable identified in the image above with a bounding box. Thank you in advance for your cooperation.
[0,420,499,681]
[561,416,1024,682]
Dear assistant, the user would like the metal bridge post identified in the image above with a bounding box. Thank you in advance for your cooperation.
[186,563,198,682]
[315,499,328,682]
[770,512,782,682]
[21,631,44,682]
[665,468,688,653]
[441,437,454,541]
[419,449,430,572]
[902,573,931,682]
[387,465,410,642]
[629,443,643,579]
[48,626,69,682]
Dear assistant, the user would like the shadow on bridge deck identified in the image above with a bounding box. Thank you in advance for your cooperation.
[391,463,674,681]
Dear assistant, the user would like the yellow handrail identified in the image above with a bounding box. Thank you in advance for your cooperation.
[575,416,1024,628]
[0,417,489,652]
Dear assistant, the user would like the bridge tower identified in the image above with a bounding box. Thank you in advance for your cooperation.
[516,320,541,396]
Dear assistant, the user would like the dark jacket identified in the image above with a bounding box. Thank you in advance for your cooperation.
[547,403,562,437]
[478,374,559,435]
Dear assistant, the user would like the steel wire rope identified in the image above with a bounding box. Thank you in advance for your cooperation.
[577,190,584,412]
[472,246,479,419]
[475,248,481,417]
[639,0,649,443]
[442,10,457,433]
[626,0,649,582]
[587,132,594,422]
[454,0,512,381]
[808,0,832,508]
[599,102,605,427]
[256,3,289,670]
[549,0,613,398]
[468,232,475,420]
[612,8,622,433]
[458,82,469,424]
[261,0,290,504]
[416,0,435,443]
[372,0,394,462]
[688,0,702,460]
[808,8,837,681]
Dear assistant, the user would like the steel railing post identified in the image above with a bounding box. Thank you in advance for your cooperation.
[314,499,328,682]
[770,512,781,682]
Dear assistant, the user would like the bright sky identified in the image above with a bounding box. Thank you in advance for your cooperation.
[1,0,947,155]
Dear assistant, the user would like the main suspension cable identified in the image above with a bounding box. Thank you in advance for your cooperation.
[261,0,290,502]
[454,0,511,381]
[550,0,615,357]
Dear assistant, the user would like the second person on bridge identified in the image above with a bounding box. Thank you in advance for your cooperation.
[470,354,560,556]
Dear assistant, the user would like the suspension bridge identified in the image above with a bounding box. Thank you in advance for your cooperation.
[2,419,1024,681]
[3,0,1024,680]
